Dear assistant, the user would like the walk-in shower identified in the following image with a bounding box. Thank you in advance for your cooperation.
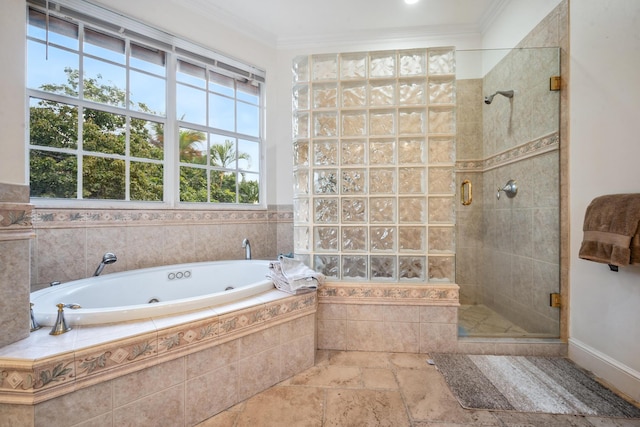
[455,47,561,338]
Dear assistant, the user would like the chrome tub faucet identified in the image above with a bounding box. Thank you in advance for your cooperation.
[242,238,251,260]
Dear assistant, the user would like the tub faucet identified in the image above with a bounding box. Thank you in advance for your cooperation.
[94,252,117,276]
[242,238,251,260]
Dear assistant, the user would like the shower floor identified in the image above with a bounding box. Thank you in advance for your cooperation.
[458,304,530,337]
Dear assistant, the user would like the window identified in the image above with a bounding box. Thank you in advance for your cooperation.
[26,2,264,206]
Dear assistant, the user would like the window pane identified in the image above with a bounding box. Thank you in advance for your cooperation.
[131,119,164,160]
[131,43,166,76]
[84,28,125,64]
[27,41,79,94]
[209,71,234,97]
[82,156,125,199]
[180,166,208,202]
[209,137,237,168]
[130,161,163,201]
[177,60,205,87]
[83,109,126,155]
[83,58,126,107]
[177,84,206,125]
[179,127,207,164]
[237,80,259,104]
[130,70,166,115]
[209,93,234,131]
[29,150,77,198]
[237,139,259,172]
[210,171,236,203]
[30,98,78,149]
[28,9,79,50]
[237,101,259,136]
[239,172,260,204]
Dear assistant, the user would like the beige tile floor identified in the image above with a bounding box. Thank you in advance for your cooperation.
[197,350,639,427]
[459,304,557,338]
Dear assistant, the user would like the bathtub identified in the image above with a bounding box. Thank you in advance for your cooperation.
[30,259,276,326]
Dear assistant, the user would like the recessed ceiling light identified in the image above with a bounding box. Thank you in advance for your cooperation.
[405,0,420,4]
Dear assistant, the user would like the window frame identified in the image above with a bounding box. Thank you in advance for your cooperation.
[25,0,266,210]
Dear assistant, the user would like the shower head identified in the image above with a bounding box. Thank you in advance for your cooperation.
[484,90,514,104]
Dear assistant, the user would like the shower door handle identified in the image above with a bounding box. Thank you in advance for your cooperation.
[461,179,472,206]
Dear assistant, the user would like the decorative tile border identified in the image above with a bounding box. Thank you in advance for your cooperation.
[456,132,559,172]
[317,282,459,306]
[0,291,316,404]
[0,202,34,242]
[32,206,293,228]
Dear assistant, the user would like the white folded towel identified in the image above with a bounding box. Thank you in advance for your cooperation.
[267,255,324,294]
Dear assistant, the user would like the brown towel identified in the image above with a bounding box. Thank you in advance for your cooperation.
[579,194,640,267]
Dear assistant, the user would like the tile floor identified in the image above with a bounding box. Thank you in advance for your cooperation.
[196,350,639,427]
[458,304,557,338]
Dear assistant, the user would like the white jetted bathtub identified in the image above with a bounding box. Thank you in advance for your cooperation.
[30,260,275,326]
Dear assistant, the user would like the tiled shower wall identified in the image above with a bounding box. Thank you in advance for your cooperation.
[29,206,293,290]
[292,48,457,282]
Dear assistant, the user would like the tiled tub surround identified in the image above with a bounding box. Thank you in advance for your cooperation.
[30,206,293,290]
[292,48,457,283]
[0,290,316,427]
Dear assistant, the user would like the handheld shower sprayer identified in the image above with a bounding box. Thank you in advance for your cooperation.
[93,252,117,276]
[484,90,514,104]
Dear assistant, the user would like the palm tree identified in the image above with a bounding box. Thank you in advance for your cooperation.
[210,140,250,168]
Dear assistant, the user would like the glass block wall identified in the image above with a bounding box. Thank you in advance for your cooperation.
[292,48,456,282]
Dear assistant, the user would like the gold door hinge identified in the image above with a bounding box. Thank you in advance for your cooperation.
[550,76,561,91]
[550,293,562,308]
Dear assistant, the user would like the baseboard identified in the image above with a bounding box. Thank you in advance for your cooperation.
[568,338,640,403]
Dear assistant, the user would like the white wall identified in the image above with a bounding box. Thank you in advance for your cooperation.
[569,1,640,402]
[0,0,26,185]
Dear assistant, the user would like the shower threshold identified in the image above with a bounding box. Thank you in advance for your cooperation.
[458,304,558,339]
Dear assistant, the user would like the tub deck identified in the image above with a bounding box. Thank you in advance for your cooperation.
[0,288,316,405]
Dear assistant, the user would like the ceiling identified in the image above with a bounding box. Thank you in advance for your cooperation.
[171,0,509,48]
